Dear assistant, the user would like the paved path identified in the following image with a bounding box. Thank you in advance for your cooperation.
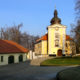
[30,57,53,66]
[0,61,73,80]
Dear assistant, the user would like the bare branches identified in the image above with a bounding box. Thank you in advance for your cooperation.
[75,0,80,18]
[70,0,80,52]
[0,24,39,51]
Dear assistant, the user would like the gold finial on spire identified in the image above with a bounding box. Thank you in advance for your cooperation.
[54,5,56,9]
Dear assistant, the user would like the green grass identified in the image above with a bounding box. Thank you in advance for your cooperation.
[40,56,80,66]
[57,66,80,80]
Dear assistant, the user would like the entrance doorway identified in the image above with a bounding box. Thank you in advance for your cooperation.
[8,56,14,64]
[57,49,62,56]
[19,55,23,62]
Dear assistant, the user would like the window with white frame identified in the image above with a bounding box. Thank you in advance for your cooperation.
[55,39,59,47]
[55,33,59,38]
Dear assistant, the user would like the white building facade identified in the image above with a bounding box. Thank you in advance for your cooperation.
[0,40,28,66]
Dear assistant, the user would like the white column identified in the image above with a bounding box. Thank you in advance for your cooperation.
[29,50,33,60]
[14,54,19,63]
[62,33,66,55]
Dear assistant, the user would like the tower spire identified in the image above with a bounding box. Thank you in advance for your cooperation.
[50,9,61,25]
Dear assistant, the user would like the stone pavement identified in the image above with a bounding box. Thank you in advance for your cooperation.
[0,61,72,80]
[30,57,53,66]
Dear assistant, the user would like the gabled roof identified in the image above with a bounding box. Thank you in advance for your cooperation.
[36,34,48,42]
[66,35,72,40]
[0,40,29,54]
[36,34,72,42]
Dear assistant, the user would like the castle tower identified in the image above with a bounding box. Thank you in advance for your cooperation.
[48,9,66,56]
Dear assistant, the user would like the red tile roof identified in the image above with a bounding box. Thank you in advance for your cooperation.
[0,40,29,54]
[66,35,72,40]
[36,34,48,42]
[36,34,72,42]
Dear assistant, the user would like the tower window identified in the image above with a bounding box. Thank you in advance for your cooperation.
[55,33,59,38]
[55,40,59,47]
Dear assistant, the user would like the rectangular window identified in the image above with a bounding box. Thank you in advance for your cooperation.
[1,56,3,62]
[66,43,68,47]
[55,33,59,38]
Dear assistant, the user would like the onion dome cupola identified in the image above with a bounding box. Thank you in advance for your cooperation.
[50,9,61,25]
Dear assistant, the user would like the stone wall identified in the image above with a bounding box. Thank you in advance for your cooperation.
[27,50,48,60]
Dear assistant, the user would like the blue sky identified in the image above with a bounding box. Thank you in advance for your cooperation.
[0,0,75,36]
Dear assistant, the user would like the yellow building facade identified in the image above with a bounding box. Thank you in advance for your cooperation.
[35,9,76,57]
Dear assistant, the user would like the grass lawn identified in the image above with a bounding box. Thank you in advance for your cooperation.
[40,56,80,66]
[56,66,80,80]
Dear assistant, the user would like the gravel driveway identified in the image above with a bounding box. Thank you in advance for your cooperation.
[0,61,72,80]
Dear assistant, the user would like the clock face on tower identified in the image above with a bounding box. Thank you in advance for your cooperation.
[55,27,59,31]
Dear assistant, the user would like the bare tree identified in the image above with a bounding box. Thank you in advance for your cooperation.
[0,23,23,44]
[70,0,80,53]
[0,24,39,50]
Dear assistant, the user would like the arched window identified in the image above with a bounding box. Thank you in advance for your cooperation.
[55,39,59,47]
[19,55,23,62]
